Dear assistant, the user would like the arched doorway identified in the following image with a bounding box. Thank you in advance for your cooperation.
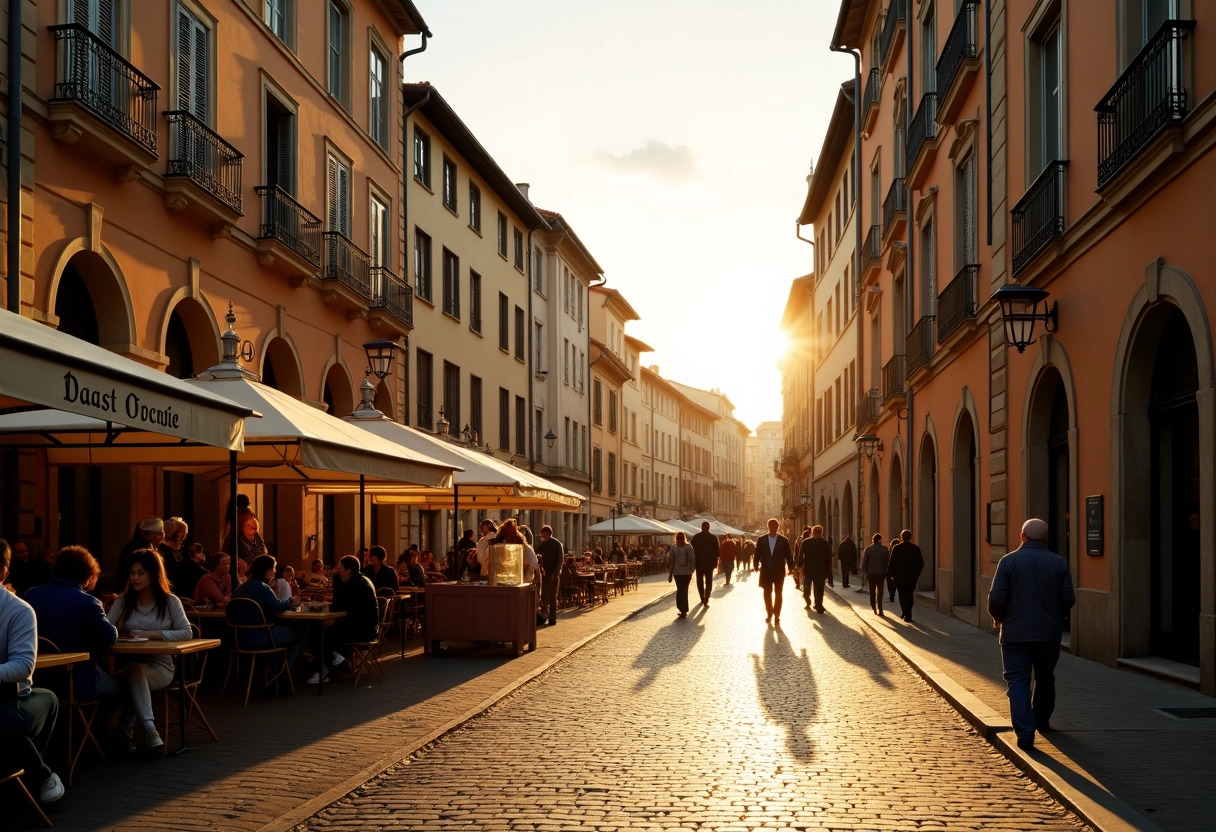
[951,412,977,607]
[867,462,880,538]
[917,434,937,591]
[322,364,355,418]
[261,337,304,397]
[1026,368,1072,565]
[887,453,904,537]
[374,378,395,419]
[164,299,220,380]
[842,481,854,541]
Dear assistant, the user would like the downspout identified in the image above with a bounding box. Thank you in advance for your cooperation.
[795,218,817,528]
[984,0,993,245]
[904,0,915,532]
[399,31,430,64]
[7,0,23,313]
[585,275,606,539]
[526,223,536,474]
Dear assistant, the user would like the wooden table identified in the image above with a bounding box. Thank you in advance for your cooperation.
[279,608,345,695]
[424,583,537,657]
[33,652,93,782]
[34,651,91,670]
[110,638,221,754]
[395,587,426,657]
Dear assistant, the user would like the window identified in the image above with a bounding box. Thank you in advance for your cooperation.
[563,338,570,384]
[327,1,349,106]
[469,270,482,333]
[175,6,212,124]
[921,1,937,94]
[515,395,526,454]
[498,293,509,351]
[265,0,292,46]
[955,151,978,268]
[608,452,617,496]
[514,306,525,360]
[443,361,460,429]
[468,183,481,232]
[413,127,430,187]
[608,391,618,432]
[1029,16,1062,176]
[469,375,483,440]
[442,157,457,212]
[326,152,351,235]
[593,379,603,425]
[919,216,937,313]
[498,388,510,450]
[513,228,524,270]
[416,349,433,430]
[534,321,543,370]
[564,417,571,468]
[441,249,459,318]
[496,212,508,257]
[369,192,389,267]
[369,46,388,149]
[532,246,543,292]
[414,229,432,301]
[265,91,295,192]
[592,448,602,492]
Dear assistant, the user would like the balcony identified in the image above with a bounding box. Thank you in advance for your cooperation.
[368,266,414,336]
[862,224,883,279]
[1096,20,1195,189]
[906,93,939,188]
[256,185,322,285]
[882,178,907,243]
[163,110,243,227]
[880,0,906,74]
[882,355,906,405]
[936,265,979,342]
[321,232,374,313]
[905,315,935,374]
[47,23,159,176]
[935,0,980,124]
[1011,161,1068,275]
[857,388,882,429]
[863,68,882,134]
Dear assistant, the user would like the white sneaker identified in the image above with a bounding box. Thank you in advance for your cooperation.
[330,651,346,667]
[144,728,164,750]
[306,670,330,685]
[39,772,65,803]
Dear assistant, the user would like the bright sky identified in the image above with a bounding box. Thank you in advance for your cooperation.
[407,0,854,431]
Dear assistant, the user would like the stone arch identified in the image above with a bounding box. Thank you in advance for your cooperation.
[160,295,222,379]
[261,335,305,397]
[49,243,135,351]
[951,402,979,609]
[373,379,396,420]
[867,460,881,539]
[322,363,356,419]
[916,430,937,591]
[817,496,828,530]
[887,450,904,535]
[842,480,855,541]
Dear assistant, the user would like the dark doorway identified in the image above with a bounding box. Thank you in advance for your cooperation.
[165,311,195,379]
[952,414,977,606]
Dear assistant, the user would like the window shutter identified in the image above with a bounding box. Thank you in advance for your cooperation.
[176,10,192,113]
[338,164,350,237]
[192,17,209,121]
[326,155,338,232]
[963,157,976,264]
[78,0,116,46]
[278,113,294,192]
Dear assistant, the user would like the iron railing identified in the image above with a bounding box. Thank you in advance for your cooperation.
[936,265,979,341]
[864,68,881,119]
[165,110,243,213]
[882,355,906,403]
[1011,161,1068,275]
[907,93,938,169]
[256,185,322,266]
[905,316,935,373]
[371,266,413,327]
[883,178,907,238]
[936,0,978,102]
[880,0,906,66]
[1096,19,1195,188]
[49,23,159,156]
[857,388,882,429]
[322,232,373,301]
[863,224,882,272]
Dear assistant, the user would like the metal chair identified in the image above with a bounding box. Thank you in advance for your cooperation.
[346,596,392,686]
[221,597,295,707]
[158,623,218,753]
[1,769,53,828]
[35,636,104,785]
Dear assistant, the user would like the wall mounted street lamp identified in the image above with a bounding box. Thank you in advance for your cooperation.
[992,284,1058,353]
[544,429,557,449]
[800,490,811,509]
[351,339,401,418]
[436,405,449,437]
[855,432,884,461]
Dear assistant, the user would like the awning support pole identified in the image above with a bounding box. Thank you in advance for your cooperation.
[359,474,366,553]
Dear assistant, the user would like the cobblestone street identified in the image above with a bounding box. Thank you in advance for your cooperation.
[300,573,1090,831]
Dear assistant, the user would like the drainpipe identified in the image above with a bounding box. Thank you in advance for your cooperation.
[984,0,993,245]
[585,275,605,540]
[7,0,23,313]
[398,31,430,64]
[904,0,915,533]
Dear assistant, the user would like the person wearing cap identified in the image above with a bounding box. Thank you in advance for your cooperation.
[116,518,165,593]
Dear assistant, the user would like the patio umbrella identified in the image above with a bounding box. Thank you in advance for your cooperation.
[586,515,679,535]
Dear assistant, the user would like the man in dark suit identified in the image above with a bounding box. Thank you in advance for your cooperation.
[799,525,834,613]
[690,521,720,608]
[888,529,925,622]
[752,518,794,625]
[536,525,564,626]
[837,534,858,588]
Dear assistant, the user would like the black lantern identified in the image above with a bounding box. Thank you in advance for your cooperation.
[992,285,1058,353]
[436,406,449,436]
[855,432,884,461]
[544,429,557,449]
[800,490,811,508]
[362,339,399,380]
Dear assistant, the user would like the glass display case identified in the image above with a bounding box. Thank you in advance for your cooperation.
[486,543,524,586]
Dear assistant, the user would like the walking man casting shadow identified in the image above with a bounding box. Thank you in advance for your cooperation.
[800,525,833,613]
[987,518,1075,750]
[887,530,925,622]
[753,519,794,625]
[861,533,889,616]
[691,521,720,608]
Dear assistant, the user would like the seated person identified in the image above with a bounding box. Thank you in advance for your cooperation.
[361,546,399,594]
[272,563,298,602]
[25,545,121,702]
[395,557,412,588]
[401,549,428,588]
[173,542,208,599]
[458,549,481,582]
[304,559,330,591]
[420,549,447,583]
[229,555,307,670]
[194,552,233,607]
[310,556,378,685]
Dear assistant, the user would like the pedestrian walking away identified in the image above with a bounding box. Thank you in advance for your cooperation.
[691,521,720,607]
[536,526,564,626]
[752,519,794,625]
[887,536,899,604]
[799,525,833,613]
[837,533,857,588]
[988,518,1075,750]
[667,532,695,617]
[860,533,890,616]
[719,534,738,584]
[887,530,925,622]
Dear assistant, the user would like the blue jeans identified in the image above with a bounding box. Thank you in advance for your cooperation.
[673,574,692,614]
[1000,641,1061,744]
[0,688,59,785]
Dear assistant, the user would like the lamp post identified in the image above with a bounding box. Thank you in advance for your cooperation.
[610,500,635,548]
[354,339,401,552]
[855,432,884,462]
[544,429,556,449]
[992,284,1058,353]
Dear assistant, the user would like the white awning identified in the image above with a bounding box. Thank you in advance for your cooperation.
[586,515,679,535]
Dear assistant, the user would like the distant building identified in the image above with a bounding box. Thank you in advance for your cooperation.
[746,422,785,529]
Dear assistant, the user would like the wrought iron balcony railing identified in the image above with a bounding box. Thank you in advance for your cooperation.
[863,224,883,273]
[1011,161,1068,275]
[936,0,978,103]
[1096,19,1195,188]
[322,232,374,301]
[905,315,935,373]
[882,355,906,403]
[907,93,938,170]
[857,388,882,429]
[880,0,906,66]
[864,68,881,119]
[371,266,413,327]
[49,23,159,156]
[257,185,322,266]
[883,178,907,239]
[165,110,243,213]
[936,264,979,342]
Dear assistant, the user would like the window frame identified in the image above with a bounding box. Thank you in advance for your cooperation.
[442,248,460,319]
[368,41,390,150]
[498,293,510,351]
[413,127,431,188]
[497,212,508,257]
[442,156,458,213]
[264,0,294,49]
[498,387,511,450]
[326,0,351,108]
[173,1,216,126]
[468,183,481,232]
[513,306,525,361]
[513,227,524,271]
[416,349,433,431]
[468,270,482,333]
[414,227,433,302]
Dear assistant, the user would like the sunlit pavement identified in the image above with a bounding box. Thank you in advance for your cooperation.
[297,570,1089,832]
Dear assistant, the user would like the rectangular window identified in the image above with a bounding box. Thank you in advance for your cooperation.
[1029,18,1062,176]
[327,1,349,105]
[416,349,433,430]
[442,157,457,212]
[563,337,570,384]
[592,448,602,492]
[326,152,351,236]
[593,379,602,425]
[414,228,432,302]
[921,1,937,94]
[442,249,460,318]
[176,6,211,123]
[497,212,508,257]
[515,395,526,454]
[513,227,524,270]
[498,388,511,450]
[608,391,618,433]
[564,416,571,468]
[534,321,543,370]
[470,375,483,440]
[956,152,978,267]
[920,217,937,313]
[468,184,481,232]
[498,293,509,351]
[514,306,525,360]
[265,0,291,45]
[369,192,389,268]
[608,452,617,496]
[413,127,430,187]
[369,46,388,149]
[532,247,543,292]
[469,270,482,333]
[442,361,460,429]
[264,92,295,192]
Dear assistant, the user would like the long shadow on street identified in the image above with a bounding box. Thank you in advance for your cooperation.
[751,625,817,761]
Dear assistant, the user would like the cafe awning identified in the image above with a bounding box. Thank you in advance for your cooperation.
[586,515,678,535]
[0,308,252,450]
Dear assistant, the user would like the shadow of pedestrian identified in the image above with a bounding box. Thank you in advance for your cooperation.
[629,613,707,692]
[812,600,897,689]
[751,627,816,761]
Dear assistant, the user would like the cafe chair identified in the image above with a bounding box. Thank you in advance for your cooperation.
[177,597,201,627]
[592,571,612,605]
[222,598,296,707]
[35,636,104,785]
[1,769,54,828]
[347,597,392,686]
[157,623,218,754]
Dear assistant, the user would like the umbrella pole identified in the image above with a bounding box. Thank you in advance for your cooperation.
[229,450,238,586]
[451,483,459,568]
[359,474,366,553]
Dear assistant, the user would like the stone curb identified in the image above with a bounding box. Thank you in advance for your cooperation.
[832,587,1164,832]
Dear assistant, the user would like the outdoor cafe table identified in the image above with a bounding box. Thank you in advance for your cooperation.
[33,652,92,783]
[109,638,220,755]
[279,608,345,695]
[394,586,426,657]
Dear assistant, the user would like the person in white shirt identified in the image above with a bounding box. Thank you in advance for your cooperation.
[475,520,499,571]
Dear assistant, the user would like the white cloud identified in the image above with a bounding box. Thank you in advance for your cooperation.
[593,141,699,184]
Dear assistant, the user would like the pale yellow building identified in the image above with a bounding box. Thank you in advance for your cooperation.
[641,366,682,522]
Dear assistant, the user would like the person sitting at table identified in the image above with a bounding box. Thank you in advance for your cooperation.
[230,555,307,672]
[455,528,477,560]
[25,545,121,703]
[420,550,447,583]
[310,556,378,685]
[115,517,163,593]
[362,546,399,594]
[458,549,481,582]
[173,541,209,599]
[194,552,233,607]
[159,516,189,573]
[235,556,249,586]
[106,549,192,752]
[272,562,299,602]
[591,547,606,565]
[401,549,427,588]
[304,559,330,591]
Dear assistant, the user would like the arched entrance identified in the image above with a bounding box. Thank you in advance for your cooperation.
[373,378,395,419]
[887,453,904,536]
[261,337,303,397]
[322,364,355,418]
[1026,367,1072,565]
[917,434,937,591]
[164,299,220,380]
[867,462,880,538]
[951,412,977,607]
[842,481,854,541]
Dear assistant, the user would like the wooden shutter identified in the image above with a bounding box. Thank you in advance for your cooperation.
[962,156,977,264]
[176,7,208,120]
[76,0,115,45]
[326,154,349,235]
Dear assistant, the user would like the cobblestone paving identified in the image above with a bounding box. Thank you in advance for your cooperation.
[299,578,1091,831]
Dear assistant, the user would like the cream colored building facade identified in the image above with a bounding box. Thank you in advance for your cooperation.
[641,366,682,522]
[746,421,785,529]
[587,287,638,529]
[671,382,747,528]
